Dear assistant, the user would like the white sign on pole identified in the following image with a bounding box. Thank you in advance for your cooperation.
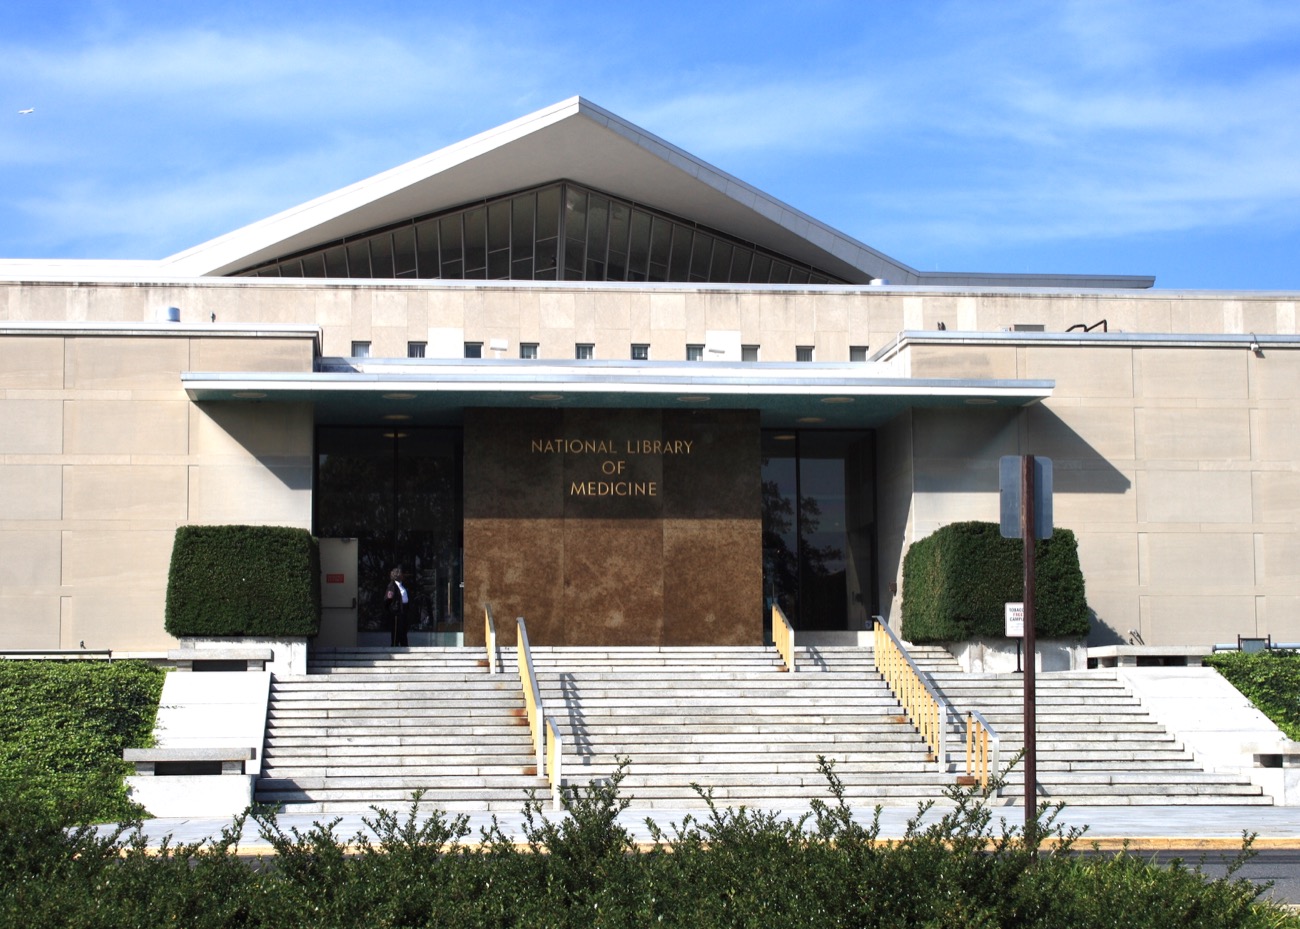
[1005,602,1025,638]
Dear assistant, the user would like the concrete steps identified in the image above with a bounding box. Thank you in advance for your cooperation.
[255,647,546,812]
[253,642,1271,812]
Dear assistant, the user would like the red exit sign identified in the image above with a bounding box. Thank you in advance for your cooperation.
[326,573,345,584]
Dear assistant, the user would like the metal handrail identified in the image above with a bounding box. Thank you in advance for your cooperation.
[515,617,546,775]
[771,603,797,672]
[872,616,951,772]
[545,715,564,809]
[965,710,1001,795]
[484,605,499,673]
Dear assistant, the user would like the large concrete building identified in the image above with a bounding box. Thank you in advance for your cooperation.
[1,97,1296,653]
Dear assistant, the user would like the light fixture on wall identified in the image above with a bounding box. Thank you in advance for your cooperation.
[1249,334,1264,357]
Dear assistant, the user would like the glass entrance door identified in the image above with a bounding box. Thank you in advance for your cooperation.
[762,430,876,631]
[315,427,464,644]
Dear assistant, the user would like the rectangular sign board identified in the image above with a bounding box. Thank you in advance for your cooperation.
[1005,602,1025,638]
[999,456,1053,539]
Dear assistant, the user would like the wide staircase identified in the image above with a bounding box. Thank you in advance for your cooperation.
[531,645,951,809]
[907,647,1269,806]
[254,643,1269,812]
[256,648,546,812]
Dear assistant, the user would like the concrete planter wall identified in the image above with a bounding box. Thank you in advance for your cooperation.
[178,636,308,676]
[944,636,1087,673]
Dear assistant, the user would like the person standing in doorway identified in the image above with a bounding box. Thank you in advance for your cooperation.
[386,567,410,647]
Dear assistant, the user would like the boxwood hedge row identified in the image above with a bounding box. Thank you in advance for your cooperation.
[1205,650,1300,741]
[901,521,1089,643]
[165,525,320,637]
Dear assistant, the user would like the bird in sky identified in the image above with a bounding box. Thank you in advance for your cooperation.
[18,108,34,115]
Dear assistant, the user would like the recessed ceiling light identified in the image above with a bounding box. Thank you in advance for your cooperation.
[676,395,710,403]
[774,433,796,441]
[382,413,412,421]
[530,393,564,401]
[965,398,997,405]
[819,396,854,404]
[796,416,825,424]
[383,392,417,400]
[382,432,408,439]
[232,391,266,399]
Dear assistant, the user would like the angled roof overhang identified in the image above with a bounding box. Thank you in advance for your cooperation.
[182,358,1053,428]
[156,97,1153,289]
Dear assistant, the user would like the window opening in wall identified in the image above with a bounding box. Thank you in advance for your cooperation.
[849,346,869,362]
[407,342,426,359]
[464,343,483,359]
[762,429,876,634]
[234,180,848,285]
[742,345,760,362]
[520,343,538,359]
[686,344,704,361]
[315,426,464,644]
[796,346,814,362]
[351,341,371,358]
[631,344,649,361]
[575,343,594,360]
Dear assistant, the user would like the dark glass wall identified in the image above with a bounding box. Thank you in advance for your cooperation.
[315,427,463,634]
[236,181,844,285]
[762,430,876,631]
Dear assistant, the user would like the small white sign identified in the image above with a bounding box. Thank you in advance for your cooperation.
[1005,602,1025,638]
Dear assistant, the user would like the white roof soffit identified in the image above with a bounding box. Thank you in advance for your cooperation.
[158,97,1152,289]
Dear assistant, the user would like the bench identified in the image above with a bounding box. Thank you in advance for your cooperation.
[168,648,273,671]
[123,747,256,776]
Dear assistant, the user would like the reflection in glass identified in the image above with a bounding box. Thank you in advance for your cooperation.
[235,181,845,285]
[316,427,464,636]
[761,430,875,632]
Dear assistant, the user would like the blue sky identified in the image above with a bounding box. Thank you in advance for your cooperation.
[2,0,1298,289]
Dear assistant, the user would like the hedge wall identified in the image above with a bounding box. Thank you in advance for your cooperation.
[165,525,320,637]
[0,660,165,821]
[901,521,1089,643]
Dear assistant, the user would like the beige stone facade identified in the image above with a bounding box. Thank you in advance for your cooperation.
[1,278,1297,651]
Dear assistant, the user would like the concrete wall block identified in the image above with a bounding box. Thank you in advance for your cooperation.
[187,463,312,527]
[0,465,63,520]
[64,400,188,456]
[0,337,64,389]
[63,464,188,521]
[1139,469,1252,524]
[64,337,190,391]
[0,399,62,453]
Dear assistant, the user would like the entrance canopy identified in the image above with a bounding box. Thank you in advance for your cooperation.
[183,358,1052,428]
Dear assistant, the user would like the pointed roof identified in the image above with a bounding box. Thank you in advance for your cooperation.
[158,97,1152,288]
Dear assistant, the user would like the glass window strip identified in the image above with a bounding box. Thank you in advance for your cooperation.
[231,179,845,284]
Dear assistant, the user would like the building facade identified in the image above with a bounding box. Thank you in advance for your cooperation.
[1,98,1296,652]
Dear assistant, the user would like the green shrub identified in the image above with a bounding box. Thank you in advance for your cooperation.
[1205,650,1300,740]
[901,521,1089,643]
[0,660,165,821]
[165,525,320,637]
[3,760,1296,927]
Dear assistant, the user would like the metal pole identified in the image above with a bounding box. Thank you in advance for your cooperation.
[1021,455,1038,838]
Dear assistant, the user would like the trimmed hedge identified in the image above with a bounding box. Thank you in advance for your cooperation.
[1205,650,1300,741]
[902,521,1089,643]
[165,525,320,637]
[0,660,165,821]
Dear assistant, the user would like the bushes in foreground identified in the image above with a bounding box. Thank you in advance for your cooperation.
[0,659,165,822]
[2,760,1294,929]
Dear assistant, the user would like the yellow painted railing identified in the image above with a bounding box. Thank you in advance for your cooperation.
[545,716,564,809]
[515,617,562,808]
[771,604,797,672]
[965,710,1001,794]
[484,605,499,674]
[872,616,947,770]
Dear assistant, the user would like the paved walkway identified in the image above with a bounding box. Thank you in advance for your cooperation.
[103,802,1300,854]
